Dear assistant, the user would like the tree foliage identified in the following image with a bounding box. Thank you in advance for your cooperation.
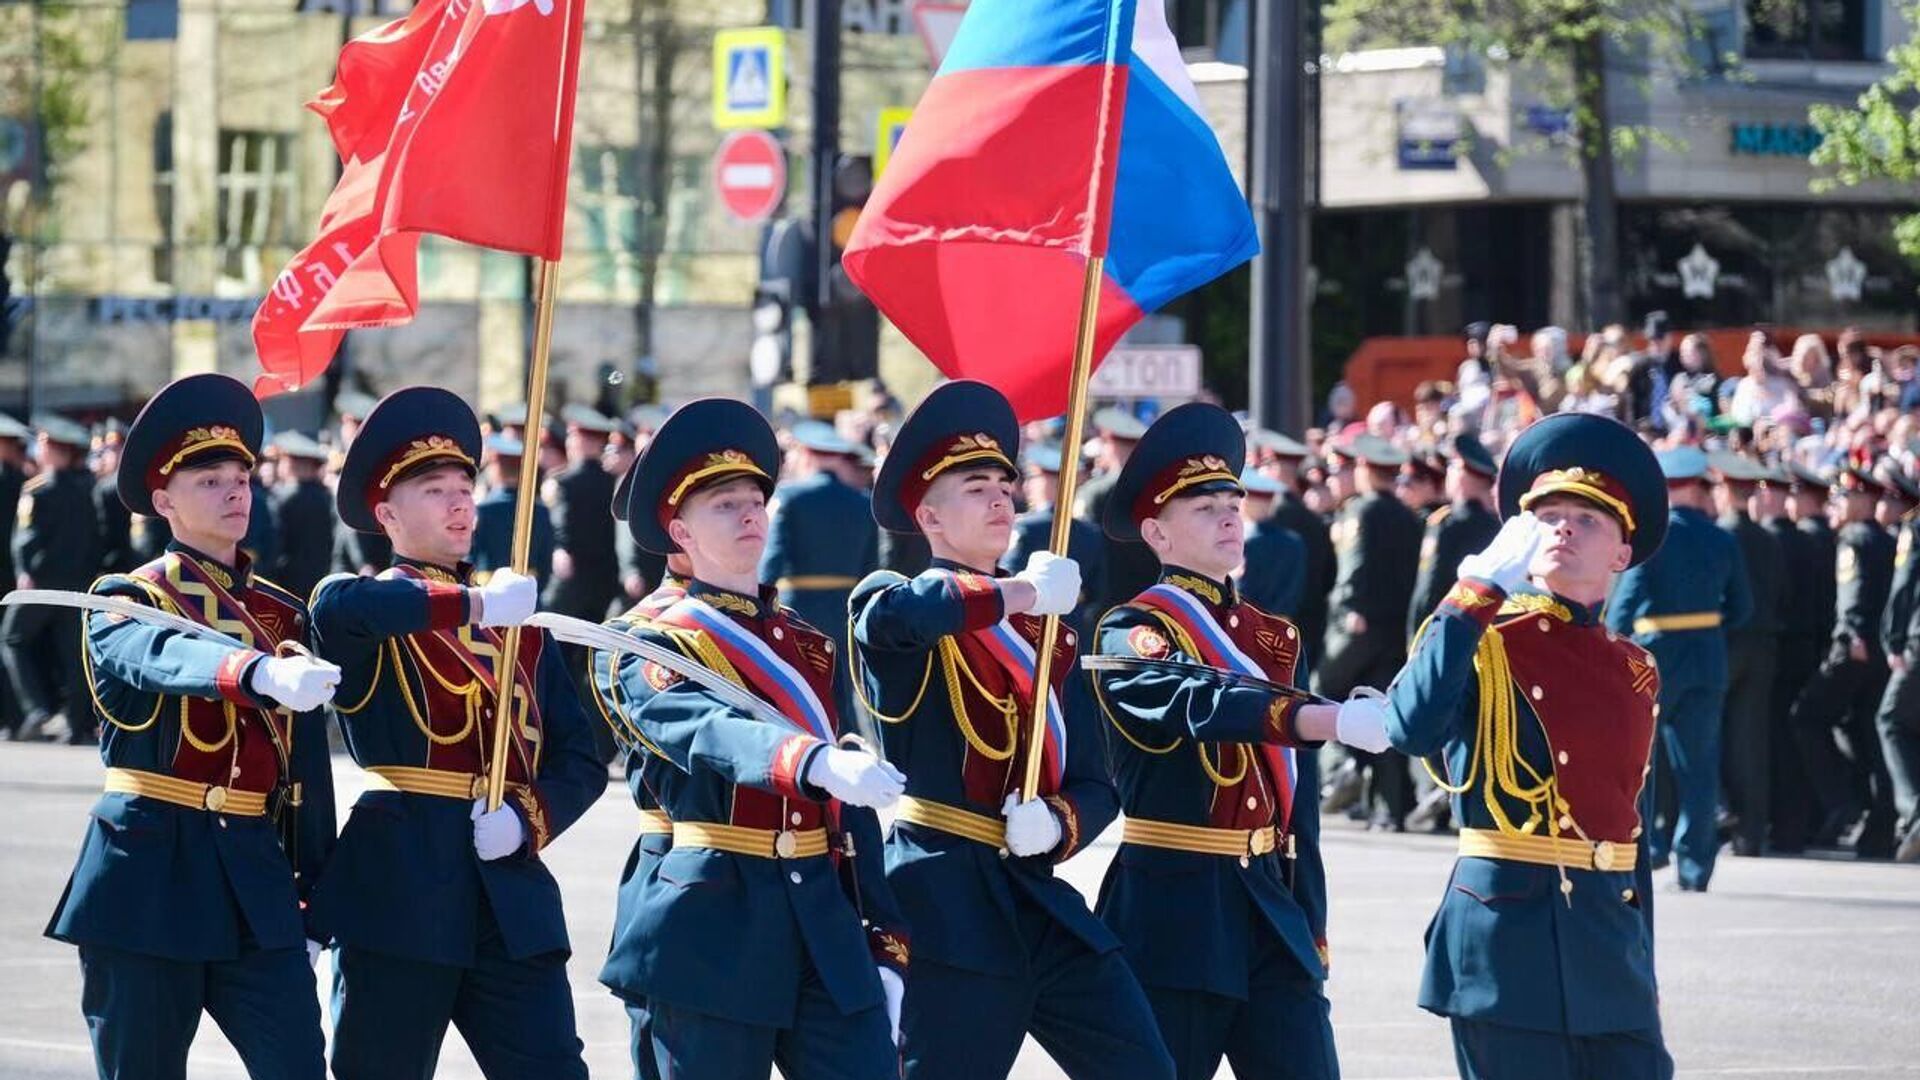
[1809,2,1920,261]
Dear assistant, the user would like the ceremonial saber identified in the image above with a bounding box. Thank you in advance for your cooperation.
[1080,653,1335,707]
[525,611,799,731]
[3,589,254,650]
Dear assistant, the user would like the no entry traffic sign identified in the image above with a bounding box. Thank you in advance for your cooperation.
[713,130,787,224]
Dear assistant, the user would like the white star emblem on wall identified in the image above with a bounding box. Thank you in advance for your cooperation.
[1826,246,1866,303]
[1406,247,1443,302]
[1677,243,1719,300]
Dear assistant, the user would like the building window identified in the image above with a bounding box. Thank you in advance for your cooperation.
[1169,0,1249,63]
[216,128,298,281]
[1745,0,1867,61]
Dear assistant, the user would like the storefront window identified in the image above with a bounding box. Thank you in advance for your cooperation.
[1746,0,1868,61]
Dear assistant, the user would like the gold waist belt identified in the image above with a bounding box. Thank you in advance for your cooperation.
[894,795,1007,849]
[637,809,673,835]
[363,766,517,801]
[1632,612,1721,634]
[776,575,860,591]
[672,821,829,859]
[1123,817,1290,860]
[105,767,268,816]
[1459,827,1637,872]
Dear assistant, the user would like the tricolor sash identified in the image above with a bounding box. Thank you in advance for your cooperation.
[1133,583,1297,823]
[967,617,1067,795]
[654,596,836,743]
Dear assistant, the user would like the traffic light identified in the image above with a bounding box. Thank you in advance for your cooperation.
[813,153,878,385]
[751,216,811,389]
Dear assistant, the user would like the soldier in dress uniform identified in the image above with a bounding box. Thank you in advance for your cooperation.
[306,387,606,1079]
[331,392,391,577]
[1607,447,1749,891]
[1396,451,1446,518]
[761,419,879,642]
[1771,465,1837,851]
[1249,429,1334,676]
[1004,442,1109,639]
[1710,452,1783,858]
[49,373,342,1080]
[3,414,105,743]
[1234,467,1305,620]
[1076,406,1157,613]
[267,433,338,604]
[1352,412,1675,1079]
[1879,463,1920,862]
[1407,434,1503,642]
[471,433,555,592]
[594,398,911,1080]
[543,404,621,623]
[0,412,29,737]
[93,419,135,574]
[1318,433,1423,830]
[1788,465,1899,857]
[1089,403,1387,1080]
[850,380,1175,1080]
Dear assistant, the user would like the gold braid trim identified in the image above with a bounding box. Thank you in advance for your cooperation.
[846,619,936,726]
[936,637,1018,761]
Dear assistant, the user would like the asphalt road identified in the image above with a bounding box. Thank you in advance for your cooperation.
[1,743,1916,1079]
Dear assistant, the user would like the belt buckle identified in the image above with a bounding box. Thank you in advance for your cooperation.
[1592,840,1617,872]
[203,785,229,813]
[774,830,799,859]
[1249,827,1275,857]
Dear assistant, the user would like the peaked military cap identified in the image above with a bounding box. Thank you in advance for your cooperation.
[1240,466,1284,496]
[561,403,620,435]
[1450,433,1498,479]
[1656,446,1708,483]
[0,413,29,441]
[1091,406,1148,442]
[1500,413,1667,568]
[625,398,779,555]
[1706,450,1765,484]
[117,374,263,516]
[1836,465,1886,499]
[1248,427,1310,459]
[34,413,92,450]
[872,380,1018,535]
[335,391,378,421]
[483,433,526,460]
[1103,402,1245,542]
[336,386,481,534]
[790,419,862,457]
[272,430,332,462]
[1877,461,1920,504]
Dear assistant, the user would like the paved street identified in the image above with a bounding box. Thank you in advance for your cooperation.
[1,743,1916,1079]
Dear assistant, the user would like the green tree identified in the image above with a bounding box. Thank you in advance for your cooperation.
[1321,0,1708,325]
[1809,2,1920,263]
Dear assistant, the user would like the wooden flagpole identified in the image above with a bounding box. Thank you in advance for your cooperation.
[485,255,560,811]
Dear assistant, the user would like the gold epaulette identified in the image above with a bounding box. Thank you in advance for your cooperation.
[1497,592,1572,623]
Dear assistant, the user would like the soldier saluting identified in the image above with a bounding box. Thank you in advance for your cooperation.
[47,373,342,1079]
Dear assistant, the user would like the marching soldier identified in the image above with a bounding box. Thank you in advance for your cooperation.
[0,412,28,737]
[471,433,555,592]
[1090,403,1388,1080]
[1789,466,1898,857]
[1879,465,1920,863]
[1004,442,1108,639]
[1608,447,1749,891]
[1249,429,1334,674]
[307,387,606,1079]
[3,414,105,744]
[761,419,879,640]
[850,380,1175,1080]
[544,404,621,622]
[1711,453,1782,858]
[1407,434,1502,641]
[597,398,912,1080]
[93,420,134,574]
[267,433,337,604]
[1349,412,1675,1079]
[48,373,341,1079]
[1772,464,1838,851]
[1235,468,1305,619]
[1076,406,1156,613]
[1318,434,1422,830]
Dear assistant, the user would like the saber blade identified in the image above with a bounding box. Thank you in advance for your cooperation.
[1079,653,1333,706]
[2,589,252,651]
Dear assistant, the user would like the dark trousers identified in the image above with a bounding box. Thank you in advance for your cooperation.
[1791,650,1896,852]
[647,966,896,1080]
[1722,633,1777,853]
[78,942,324,1080]
[2,603,86,736]
[624,1001,661,1080]
[1140,923,1338,1080]
[1650,681,1726,889]
[1769,636,1824,850]
[900,894,1174,1080]
[1876,653,1920,836]
[1450,1018,1672,1080]
[1316,630,1411,825]
[329,933,587,1080]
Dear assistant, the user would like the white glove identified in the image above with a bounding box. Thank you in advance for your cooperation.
[1456,512,1548,594]
[1001,793,1063,857]
[1013,551,1081,617]
[474,568,538,627]
[306,939,323,969]
[1335,687,1393,754]
[470,797,527,860]
[878,966,905,1047]
[805,746,906,810]
[249,654,341,712]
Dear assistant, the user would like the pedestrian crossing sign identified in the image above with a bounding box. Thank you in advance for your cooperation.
[713,27,787,131]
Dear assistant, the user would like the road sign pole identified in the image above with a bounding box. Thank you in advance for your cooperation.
[808,0,841,377]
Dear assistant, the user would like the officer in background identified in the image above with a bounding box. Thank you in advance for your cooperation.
[268,432,338,604]
[92,420,134,574]
[1396,451,1446,519]
[1004,442,1108,639]
[50,374,341,1080]
[1317,434,1422,830]
[471,433,555,592]
[1249,429,1334,676]
[761,419,878,640]
[1076,407,1155,612]
[544,404,621,623]
[1406,434,1502,642]
[3,414,104,744]
[1710,452,1782,858]
[1609,447,1750,892]
[0,413,29,738]
[1875,465,1920,863]
[1790,466,1899,857]
[1235,467,1305,620]
[1772,464,1838,851]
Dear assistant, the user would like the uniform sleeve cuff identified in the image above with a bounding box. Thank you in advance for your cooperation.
[427,582,471,628]
[1264,696,1319,748]
[1043,794,1083,862]
[507,785,554,855]
[937,570,1005,630]
[221,650,270,707]
[1441,579,1506,628]
[772,736,827,800]
[1316,939,1330,972]
[869,924,911,974]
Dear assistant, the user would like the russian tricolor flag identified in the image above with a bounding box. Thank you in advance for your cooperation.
[844,0,1258,420]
